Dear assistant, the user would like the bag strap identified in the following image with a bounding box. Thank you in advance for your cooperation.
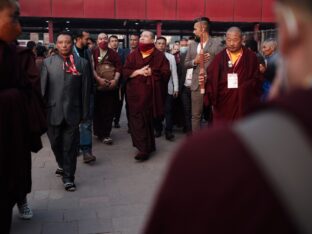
[233,111,312,234]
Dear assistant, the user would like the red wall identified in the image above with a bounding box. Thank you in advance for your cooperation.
[20,0,275,22]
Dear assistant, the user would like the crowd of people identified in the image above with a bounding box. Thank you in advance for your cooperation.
[2,0,311,233]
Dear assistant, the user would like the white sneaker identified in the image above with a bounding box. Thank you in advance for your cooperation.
[17,200,33,220]
[102,137,113,145]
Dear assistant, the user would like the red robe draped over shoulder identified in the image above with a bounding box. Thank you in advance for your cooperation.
[123,48,170,118]
[0,41,46,200]
[205,47,263,124]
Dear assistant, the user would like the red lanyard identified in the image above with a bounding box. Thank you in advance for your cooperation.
[63,54,79,75]
[226,49,243,72]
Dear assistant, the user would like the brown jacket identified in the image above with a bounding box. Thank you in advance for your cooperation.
[184,38,223,91]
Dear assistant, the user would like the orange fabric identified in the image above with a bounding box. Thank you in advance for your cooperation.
[141,48,155,59]
[228,49,243,65]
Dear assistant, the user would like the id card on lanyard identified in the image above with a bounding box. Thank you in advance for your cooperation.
[226,49,243,89]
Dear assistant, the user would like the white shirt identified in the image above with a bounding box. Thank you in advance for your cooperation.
[165,52,179,95]
[184,68,193,87]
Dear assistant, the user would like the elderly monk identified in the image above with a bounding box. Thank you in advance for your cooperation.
[204,27,263,124]
[92,33,122,145]
[144,0,312,233]
[0,0,46,232]
[123,31,170,161]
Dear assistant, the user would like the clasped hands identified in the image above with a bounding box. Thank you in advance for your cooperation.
[134,65,152,77]
[97,77,117,89]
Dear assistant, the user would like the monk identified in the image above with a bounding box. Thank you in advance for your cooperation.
[204,27,262,124]
[92,33,122,145]
[143,0,312,233]
[0,0,46,232]
[123,31,170,161]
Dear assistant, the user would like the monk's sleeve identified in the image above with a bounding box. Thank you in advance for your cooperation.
[112,51,122,74]
[23,52,41,92]
[160,55,171,84]
[40,59,48,98]
[204,54,221,107]
[123,54,136,81]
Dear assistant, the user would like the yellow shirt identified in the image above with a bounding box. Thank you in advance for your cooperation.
[229,49,243,65]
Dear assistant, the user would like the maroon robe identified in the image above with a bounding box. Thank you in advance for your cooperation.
[0,41,46,201]
[205,47,263,124]
[143,89,312,234]
[92,47,122,139]
[123,48,170,153]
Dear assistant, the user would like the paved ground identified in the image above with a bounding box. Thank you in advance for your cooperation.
[11,113,186,234]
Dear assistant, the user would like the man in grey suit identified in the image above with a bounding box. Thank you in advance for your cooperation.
[184,17,223,131]
[41,32,91,191]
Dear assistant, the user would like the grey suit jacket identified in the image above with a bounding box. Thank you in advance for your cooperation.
[184,38,223,91]
[41,53,91,126]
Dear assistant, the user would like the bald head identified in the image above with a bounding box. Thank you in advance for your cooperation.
[226,27,243,37]
[97,33,108,45]
[226,27,243,53]
[140,31,155,44]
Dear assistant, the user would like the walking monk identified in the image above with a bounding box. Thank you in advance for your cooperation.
[0,0,46,232]
[204,27,263,124]
[123,31,170,161]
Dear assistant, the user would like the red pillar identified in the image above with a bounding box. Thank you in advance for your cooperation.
[156,22,162,37]
[48,21,54,43]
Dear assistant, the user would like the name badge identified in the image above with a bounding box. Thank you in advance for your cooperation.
[227,73,238,89]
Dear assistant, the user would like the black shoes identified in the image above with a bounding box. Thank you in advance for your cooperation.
[55,168,64,177]
[165,132,175,141]
[155,131,162,138]
[134,152,150,161]
[64,182,76,192]
[114,122,121,128]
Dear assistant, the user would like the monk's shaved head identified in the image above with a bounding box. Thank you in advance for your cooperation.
[141,31,155,40]
[97,33,108,40]
[140,31,155,44]
[226,27,243,53]
[226,27,243,38]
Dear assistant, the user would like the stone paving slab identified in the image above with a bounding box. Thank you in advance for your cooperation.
[11,112,186,234]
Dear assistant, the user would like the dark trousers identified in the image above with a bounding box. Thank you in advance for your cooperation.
[114,85,126,124]
[153,117,164,134]
[94,90,116,139]
[181,86,192,133]
[79,93,94,154]
[165,94,174,133]
[47,121,79,183]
